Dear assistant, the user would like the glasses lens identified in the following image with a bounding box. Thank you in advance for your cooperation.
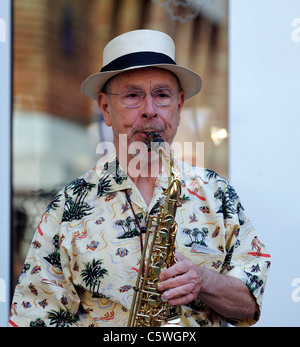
[152,88,174,106]
[121,90,144,107]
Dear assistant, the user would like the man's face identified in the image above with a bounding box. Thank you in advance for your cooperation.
[97,68,185,151]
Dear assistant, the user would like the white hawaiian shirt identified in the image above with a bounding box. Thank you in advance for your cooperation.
[9,153,271,327]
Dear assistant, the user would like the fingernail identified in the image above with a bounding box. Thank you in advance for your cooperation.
[159,270,165,280]
[163,291,170,299]
[161,295,168,303]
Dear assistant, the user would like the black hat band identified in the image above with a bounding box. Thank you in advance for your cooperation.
[100,51,176,73]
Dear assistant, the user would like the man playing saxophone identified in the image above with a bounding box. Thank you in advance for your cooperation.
[9,30,271,327]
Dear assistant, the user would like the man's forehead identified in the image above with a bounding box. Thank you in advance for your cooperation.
[109,67,179,88]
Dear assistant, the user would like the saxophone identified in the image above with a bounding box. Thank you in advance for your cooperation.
[127,133,182,327]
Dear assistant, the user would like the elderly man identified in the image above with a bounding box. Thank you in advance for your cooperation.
[9,30,270,327]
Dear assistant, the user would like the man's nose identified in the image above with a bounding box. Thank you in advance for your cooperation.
[141,93,157,118]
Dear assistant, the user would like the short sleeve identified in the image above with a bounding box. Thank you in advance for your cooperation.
[221,194,271,326]
[9,192,81,327]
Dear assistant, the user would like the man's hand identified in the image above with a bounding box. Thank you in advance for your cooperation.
[158,251,257,320]
[158,252,204,305]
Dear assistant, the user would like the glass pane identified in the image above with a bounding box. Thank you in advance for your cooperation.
[12,0,228,292]
[0,0,12,325]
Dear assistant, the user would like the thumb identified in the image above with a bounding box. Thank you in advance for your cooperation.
[174,251,185,262]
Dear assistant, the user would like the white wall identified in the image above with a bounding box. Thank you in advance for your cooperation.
[229,0,300,326]
[0,0,11,327]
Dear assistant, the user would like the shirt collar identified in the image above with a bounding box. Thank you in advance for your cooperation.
[95,152,131,194]
[95,152,208,200]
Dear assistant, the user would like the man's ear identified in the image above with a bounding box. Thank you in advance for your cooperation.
[97,93,112,126]
[178,91,185,114]
[176,91,185,126]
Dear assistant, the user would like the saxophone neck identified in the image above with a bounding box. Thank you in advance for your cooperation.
[146,132,176,184]
[160,148,174,185]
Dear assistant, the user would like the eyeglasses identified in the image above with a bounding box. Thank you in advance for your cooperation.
[106,88,180,108]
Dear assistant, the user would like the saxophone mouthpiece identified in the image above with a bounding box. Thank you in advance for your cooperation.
[146,132,164,152]
[147,132,163,143]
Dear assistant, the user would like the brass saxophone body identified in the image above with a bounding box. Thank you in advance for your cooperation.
[127,133,182,327]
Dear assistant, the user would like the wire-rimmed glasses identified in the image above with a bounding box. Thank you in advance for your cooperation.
[106,88,180,108]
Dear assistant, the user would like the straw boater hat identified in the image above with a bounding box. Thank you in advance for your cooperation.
[80,29,202,100]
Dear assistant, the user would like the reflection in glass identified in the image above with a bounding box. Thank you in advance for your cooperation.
[12,0,228,293]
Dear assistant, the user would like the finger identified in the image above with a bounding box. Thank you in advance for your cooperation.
[158,271,188,291]
[168,292,195,306]
[159,260,188,281]
[174,251,185,262]
[163,281,199,306]
[163,282,194,300]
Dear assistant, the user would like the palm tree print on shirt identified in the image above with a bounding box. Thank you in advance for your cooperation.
[45,193,62,213]
[97,159,127,197]
[117,213,143,239]
[62,178,95,222]
[183,227,209,247]
[47,308,79,327]
[80,259,108,298]
[43,234,62,270]
[214,185,239,219]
